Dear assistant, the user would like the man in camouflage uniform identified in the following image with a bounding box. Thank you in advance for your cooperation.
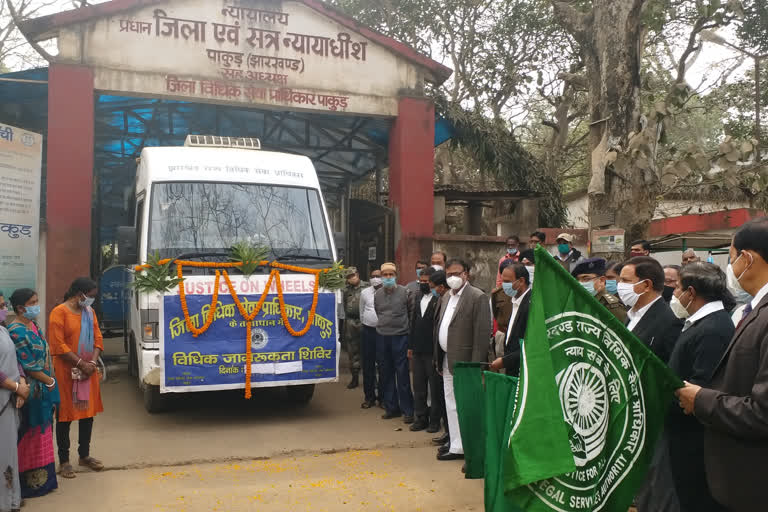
[343,267,368,389]
[572,258,628,323]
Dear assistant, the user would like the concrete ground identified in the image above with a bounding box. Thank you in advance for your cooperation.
[24,337,482,511]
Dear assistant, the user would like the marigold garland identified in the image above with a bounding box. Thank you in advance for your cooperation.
[177,266,220,338]
[136,257,342,399]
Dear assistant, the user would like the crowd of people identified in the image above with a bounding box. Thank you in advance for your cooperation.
[0,278,104,512]
[342,218,768,512]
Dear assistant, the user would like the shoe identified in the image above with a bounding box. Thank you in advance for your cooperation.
[437,452,464,461]
[347,373,359,389]
[461,463,466,474]
[432,432,449,445]
[426,423,440,433]
[410,420,428,432]
[437,444,450,455]
[361,400,375,409]
[381,410,402,419]
[403,415,415,424]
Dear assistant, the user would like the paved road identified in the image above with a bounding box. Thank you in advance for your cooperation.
[24,345,482,511]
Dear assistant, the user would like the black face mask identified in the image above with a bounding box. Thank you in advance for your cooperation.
[420,283,431,295]
[662,285,675,302]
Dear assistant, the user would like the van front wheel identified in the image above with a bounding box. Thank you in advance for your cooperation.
[285,384,315,405]
[143,384,168,413]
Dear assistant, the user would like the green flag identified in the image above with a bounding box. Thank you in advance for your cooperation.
[483,371,523,512]
[504,246,683,512]
[454,362,488,479]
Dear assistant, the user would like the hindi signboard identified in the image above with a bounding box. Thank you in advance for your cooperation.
[591,229,625,254]
[160,274,338,393]
[0,124,42,294]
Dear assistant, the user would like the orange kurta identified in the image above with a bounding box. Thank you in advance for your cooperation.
[48,304,104,422]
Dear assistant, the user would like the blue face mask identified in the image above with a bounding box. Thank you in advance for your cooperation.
[507,248,518,255]
[431,289,439,298]
[605,279,618,295]
[581,281,598,296]
[22,304,41,320]
[382,277,396,288]
[558,243,571,255]
[416,269,423,278]
[502,282,518,298]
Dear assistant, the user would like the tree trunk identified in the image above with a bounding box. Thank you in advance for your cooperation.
[553,0,655,247]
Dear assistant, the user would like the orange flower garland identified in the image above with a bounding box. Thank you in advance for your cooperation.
[177,265,221,338]
[137,257,339,399]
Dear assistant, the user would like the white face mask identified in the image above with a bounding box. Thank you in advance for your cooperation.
[370,277,382,287]
[80,295,95,308]
[617,281,646,308]
[446,276,464,290]
[670,293,691,319]
[726,263,753,304]
[431,264,444,271]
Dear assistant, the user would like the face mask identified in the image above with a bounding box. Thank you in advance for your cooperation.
[525,266,535,284]
[630,251,645,258]
[370,277,382,287]
[605,279,618,295]
[726,264,753,304]
[80,295,95,308]
[416,269,423,279]
[431,289,439,298]
[431,265,444,271]
[22,304,41,320]
[507,248,518,255]
[502,282,518,298]
[382,277,396,288]
[727,254,753,291]
[670,294,691,319]
[558,243,570,255]
[581,281,597,296]
[0,309,6,323]
[419,283,430,295]
[662,285,675,302]
[446,276,464,290]
[617,281,646,308]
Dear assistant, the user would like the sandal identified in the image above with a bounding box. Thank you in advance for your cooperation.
[78,456,104,472]
[59,463,76,479]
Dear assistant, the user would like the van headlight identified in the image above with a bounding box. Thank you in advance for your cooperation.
[140,309,159,341]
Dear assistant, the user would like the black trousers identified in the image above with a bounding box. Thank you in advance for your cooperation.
[411,352,441,426]
[361,326,380,403]
[56,417,94,463]
[433,366,448,433]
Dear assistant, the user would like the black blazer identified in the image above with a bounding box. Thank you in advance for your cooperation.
[409,292,438,353]
[501,289,531,376]
[666,309,734,511]
[628,298,682,363]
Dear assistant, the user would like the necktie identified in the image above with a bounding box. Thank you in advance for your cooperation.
[737,303,753,329]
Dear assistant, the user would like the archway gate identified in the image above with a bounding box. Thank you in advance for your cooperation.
[15,0,452,311]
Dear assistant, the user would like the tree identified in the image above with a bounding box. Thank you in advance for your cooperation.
[1,0,64,70]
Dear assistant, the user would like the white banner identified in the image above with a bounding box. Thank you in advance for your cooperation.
[0,124,42,295]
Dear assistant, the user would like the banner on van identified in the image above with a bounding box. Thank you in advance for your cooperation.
[160,290,338,393]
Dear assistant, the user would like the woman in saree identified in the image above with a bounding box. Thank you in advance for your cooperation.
[48,278,104,479]
[0,292,29,512]
[8,288,60,499]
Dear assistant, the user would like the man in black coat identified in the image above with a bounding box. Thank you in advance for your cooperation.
[619,256,683,364]
[489,263,530,376]
[666,262,734,512]
[408,267,441,433]
[619,256,683,512]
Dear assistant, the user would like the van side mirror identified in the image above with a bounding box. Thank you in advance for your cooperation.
[116,226,138,265]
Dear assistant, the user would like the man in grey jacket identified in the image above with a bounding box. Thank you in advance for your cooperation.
[433,259,492,461]
[677,217,768,511]
[374,262,414,423]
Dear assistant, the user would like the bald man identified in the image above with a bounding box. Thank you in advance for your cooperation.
[682,249,700,266]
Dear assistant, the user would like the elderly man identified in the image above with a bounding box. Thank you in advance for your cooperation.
[676,218,768,511]
[682,249,700,266]
[434,259,492,461]
[342,267,368,389]
[374,263,414,423]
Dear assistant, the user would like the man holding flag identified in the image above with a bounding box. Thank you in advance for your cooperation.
[483,246,681,512]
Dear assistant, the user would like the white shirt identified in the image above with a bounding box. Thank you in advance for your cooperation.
[420,294,432,317]
[360,286,379,327]
[438,281,468,352]
[682,300,724,332]
[750,282,768,311]
[627,296,662,332]
[506,287,531,344]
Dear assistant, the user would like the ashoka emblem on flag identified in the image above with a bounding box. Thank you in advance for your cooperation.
[534,312,646,511]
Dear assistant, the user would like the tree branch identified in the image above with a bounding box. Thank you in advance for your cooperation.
[550,1,590,44]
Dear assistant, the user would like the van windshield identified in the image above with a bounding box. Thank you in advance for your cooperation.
[148,182,332,260]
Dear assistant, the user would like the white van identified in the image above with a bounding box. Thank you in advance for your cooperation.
[118,136,339,412]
